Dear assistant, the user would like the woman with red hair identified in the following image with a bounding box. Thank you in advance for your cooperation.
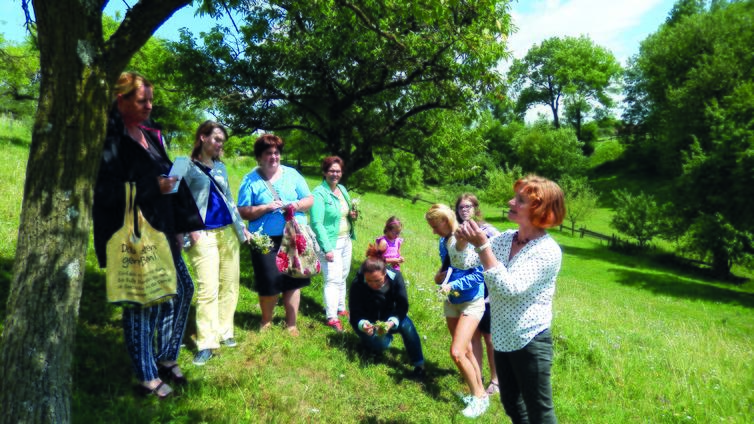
[457,174,565,424]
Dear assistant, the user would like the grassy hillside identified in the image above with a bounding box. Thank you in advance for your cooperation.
[1,121,752,423]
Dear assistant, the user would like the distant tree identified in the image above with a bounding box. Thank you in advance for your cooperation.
[508,35,621,132]
[679,213,754,276]
[559,175,598,234]
[0,35,39,119]
[665,0,705,26]
[484,94,523,168]
[168,0,512,176]
[509,121,589,180]
[610,189,664,248]
[623,0,754,274]
[0,1,193,422]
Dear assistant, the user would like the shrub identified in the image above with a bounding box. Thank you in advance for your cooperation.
[349,156,391,193]
[479,164,522,207]
[559,175,598,232]
[509,121,589,180]
[610,189,664,248]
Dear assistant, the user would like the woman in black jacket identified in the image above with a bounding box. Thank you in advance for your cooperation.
[348,245,426,379]
[93,72,203,399]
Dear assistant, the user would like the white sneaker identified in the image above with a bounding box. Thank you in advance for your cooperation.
[455,392,474,405]
[461,395,489,418]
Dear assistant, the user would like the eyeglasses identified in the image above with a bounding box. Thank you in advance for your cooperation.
[459,204,474,210]
[327,170,342,174]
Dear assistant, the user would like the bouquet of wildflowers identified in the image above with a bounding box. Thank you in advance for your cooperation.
[350,197,361,221]
[374,320,390,337]
[249,229,273,254]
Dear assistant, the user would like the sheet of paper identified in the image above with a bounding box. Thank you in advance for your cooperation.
[166,157,190,194]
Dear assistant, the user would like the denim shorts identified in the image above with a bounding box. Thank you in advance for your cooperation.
[444,296,485,320]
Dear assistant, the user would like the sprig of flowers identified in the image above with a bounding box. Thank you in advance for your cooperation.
[373,320,390,337]
[249,229,273,254]
[350,197,361,221]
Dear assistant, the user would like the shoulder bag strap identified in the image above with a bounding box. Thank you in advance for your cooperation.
[263,178,281,202]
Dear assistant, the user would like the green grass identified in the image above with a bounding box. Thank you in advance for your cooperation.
[1,122,753,423]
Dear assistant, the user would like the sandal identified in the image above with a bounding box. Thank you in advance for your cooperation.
[485,381,499,395]
[137,381,173,400]
[158,364,188,386]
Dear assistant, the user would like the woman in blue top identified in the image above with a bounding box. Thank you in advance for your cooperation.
[425,204,489,418]
[309,156,357,333]
[237,134,313,336]
[183,121,251,365]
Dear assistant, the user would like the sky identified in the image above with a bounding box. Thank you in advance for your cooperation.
[1,0,676,66]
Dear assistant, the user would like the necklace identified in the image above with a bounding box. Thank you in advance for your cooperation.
[512,231,530,247]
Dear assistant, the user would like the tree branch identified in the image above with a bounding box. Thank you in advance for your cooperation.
[101,0,191,80]
[336,0,405,49]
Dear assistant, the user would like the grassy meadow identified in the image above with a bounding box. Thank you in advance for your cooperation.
[1,118,753,423]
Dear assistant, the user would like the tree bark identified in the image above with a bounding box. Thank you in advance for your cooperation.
[0,1,189,422]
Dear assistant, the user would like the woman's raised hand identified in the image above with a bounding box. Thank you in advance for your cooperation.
[457,220,487,248]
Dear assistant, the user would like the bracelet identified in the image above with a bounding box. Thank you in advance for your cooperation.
[475,242,491,253]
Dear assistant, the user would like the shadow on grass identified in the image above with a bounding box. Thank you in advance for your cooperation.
[0,256,12,321]
[73,266,134,400]
[1,135,32,148]
[561,238,749,286]
[608,267,754,308]
[333,331,454,401]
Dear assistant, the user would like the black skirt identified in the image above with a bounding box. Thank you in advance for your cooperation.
[250,235,311,296]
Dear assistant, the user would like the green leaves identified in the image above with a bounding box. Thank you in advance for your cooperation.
[168,0,513,176]
[509,35,621,130]
[624,0,754,274]
[610,189,663,249]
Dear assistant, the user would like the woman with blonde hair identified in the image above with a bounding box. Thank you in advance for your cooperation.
[425,204,488,418]
[93,72,203,398]
[455,193,500,395]
[457,174,566,424]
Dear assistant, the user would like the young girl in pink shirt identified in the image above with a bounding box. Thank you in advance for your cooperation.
[375,216,404,270]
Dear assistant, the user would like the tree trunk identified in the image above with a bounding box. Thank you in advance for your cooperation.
[0,1,189,422]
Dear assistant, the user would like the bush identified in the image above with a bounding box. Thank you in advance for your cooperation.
[223,135,255,158]
[559,175,598,231]
[610,189,664,248]
[350,151,424,195]
[349,156,391,193]
[479,164,522,207]
[510,121,589,180]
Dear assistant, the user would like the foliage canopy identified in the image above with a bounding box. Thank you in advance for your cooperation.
[168,0,513,175]
[623,0,754,274]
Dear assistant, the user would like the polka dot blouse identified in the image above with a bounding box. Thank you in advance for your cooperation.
[461,229,562,352]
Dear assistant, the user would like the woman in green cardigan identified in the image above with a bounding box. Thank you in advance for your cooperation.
[310,156,357,332]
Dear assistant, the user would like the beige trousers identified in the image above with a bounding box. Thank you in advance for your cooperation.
[186,225,240,350]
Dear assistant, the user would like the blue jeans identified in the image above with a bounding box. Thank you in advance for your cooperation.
[494,329,557,424]
[352,315,425,367]
[122,254,194,382]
